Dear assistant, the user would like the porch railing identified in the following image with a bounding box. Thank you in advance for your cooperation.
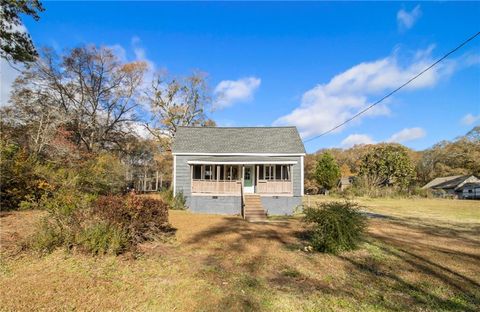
[191,180,242,194]
[256,180,293,194]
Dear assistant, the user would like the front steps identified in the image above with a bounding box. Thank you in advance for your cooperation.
[243,195,267,222]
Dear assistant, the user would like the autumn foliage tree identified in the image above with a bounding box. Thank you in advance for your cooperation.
[416,126,480,184]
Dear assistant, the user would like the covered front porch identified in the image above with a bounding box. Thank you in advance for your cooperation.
[188,157,295,196]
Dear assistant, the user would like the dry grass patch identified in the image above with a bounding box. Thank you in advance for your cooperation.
[1,198,480,311]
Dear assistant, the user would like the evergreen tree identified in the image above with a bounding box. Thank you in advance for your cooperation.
[314,152,341,190]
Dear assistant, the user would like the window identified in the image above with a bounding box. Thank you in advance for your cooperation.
[193,165,202,179]
[258,165,264,180]
[275,165,282,180]
[204,165,213,180]
[225,165,239,180]
[280,165,290,180]
[218,166,224,180]
[264,165,274,180]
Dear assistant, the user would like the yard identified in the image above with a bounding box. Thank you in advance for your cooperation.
[1,197,479,311]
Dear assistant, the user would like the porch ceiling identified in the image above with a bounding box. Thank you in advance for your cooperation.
[187,156,297,165]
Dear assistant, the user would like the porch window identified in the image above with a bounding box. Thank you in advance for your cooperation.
[204,165,214,180]
[280,165,290,181]
[225,165,239,180]
[193,165,202,179]
[264,165,274,180]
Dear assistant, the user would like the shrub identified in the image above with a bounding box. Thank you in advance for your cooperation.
[303,201,367,253]
[29,190,97,253]
[29,218,67,253]
[159,189,187,210]
[30,194,173,255]
[171,191,187,210]
[76,222,128,255]
[0,141,45,210]
[93,194,173,245]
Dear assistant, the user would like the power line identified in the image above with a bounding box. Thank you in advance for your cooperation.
[304,31,480,143]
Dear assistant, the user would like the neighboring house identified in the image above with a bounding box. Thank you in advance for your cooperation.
[171,126,305,219]
[422,175,480,198]
[338,176,355,191]
[462,182,480,200]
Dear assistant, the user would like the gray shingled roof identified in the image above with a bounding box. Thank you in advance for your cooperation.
[421,175,463,189]
[186,156,298,163]
[172,126,305,154]
[422,175,479,190]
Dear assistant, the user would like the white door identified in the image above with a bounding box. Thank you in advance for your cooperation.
[243,166,255,194]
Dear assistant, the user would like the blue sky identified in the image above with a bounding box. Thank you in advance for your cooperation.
[5,1,480,153]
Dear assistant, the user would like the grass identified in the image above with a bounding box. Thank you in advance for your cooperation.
[305,195,480,222]
[1,197,479,311]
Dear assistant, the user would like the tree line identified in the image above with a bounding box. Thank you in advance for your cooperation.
[306,127,480,196]
[1,45,214,209]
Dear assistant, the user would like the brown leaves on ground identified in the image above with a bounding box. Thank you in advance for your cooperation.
[0,210,45,255]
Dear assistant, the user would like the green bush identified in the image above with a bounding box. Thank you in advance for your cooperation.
[159,189,187,210]
[0,141,45,210]
[29,218,67,253]
[76,222,128,255]
[303,201,367,253]
[29,190,97,253]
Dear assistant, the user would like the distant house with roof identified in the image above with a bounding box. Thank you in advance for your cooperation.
[422,175,480,198]
[171,126,305,220]
[338,176,355,191]
[462,182,480,200]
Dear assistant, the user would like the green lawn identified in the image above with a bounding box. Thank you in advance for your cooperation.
[1,197,479,311]
[306,195,480,222]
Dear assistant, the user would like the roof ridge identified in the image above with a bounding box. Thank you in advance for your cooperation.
[177,126,297,129]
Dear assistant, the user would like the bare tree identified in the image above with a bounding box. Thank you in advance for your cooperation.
[7,46,148,153]
[144,71,215,140]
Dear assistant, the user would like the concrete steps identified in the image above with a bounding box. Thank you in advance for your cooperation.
[244,195,267,222]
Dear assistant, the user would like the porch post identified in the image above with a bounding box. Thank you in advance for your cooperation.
[242,165,245,185]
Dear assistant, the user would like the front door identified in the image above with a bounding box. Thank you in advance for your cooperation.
[243,166,254,194]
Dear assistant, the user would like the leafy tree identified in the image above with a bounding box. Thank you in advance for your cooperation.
[314,151,341,190]
[0,0,44,64]
[304,154,320,194]
[358,144,415,189]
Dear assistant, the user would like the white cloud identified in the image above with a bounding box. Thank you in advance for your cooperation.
[129,121,153,139]
[274,46,462,139]
[341,134,376,148]
[1,23,28,106]
[461,113,480,126]
[397,5,422,31]
[107,44,127,62]
[0,59,21,106]
[387,127,426,143]
[213,77,261,109]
